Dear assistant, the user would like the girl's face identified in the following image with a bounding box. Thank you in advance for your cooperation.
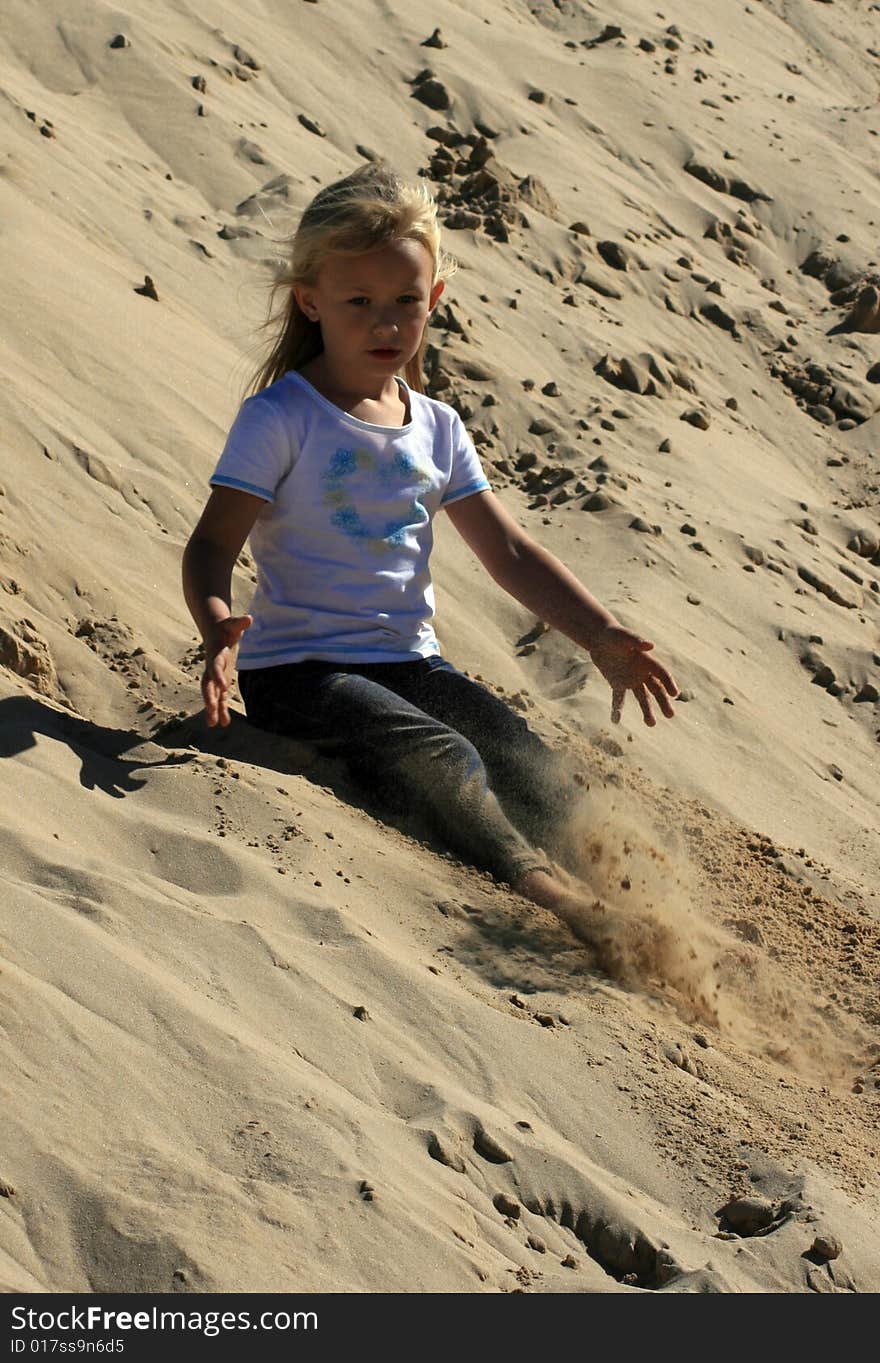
[294,239,444,382]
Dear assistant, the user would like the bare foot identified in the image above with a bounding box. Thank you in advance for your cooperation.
[515,869,720,1022]
[516,868,672,984]
[516,868,620,952]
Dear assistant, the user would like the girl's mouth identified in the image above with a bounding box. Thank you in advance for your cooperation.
[369,348,401,358]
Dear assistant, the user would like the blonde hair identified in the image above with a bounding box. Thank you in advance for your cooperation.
[248,162,456,396]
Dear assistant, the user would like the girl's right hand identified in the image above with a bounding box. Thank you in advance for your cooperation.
[202,615,253,727]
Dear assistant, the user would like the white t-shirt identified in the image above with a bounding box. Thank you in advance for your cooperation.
[210,371,490,667]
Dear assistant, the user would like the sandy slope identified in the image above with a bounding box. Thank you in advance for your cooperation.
[1,0,878,1292]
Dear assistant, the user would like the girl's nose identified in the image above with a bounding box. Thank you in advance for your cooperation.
[373,309,399,337]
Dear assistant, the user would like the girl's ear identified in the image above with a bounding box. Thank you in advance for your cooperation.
[293,283,319,322]
[428,278,445,313]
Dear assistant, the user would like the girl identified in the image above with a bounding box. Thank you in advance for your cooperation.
[182,162,679,957]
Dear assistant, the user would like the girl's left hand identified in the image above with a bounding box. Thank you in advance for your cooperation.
[587,625,679,726]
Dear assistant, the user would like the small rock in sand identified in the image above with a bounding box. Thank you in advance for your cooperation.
[233,45,261,71]
[421,28,447,49]
[493,1192,521,1219]
[134,275,159,300]
[811,1232,842,1260]
[597,240,630,271]
[719,1195,776,1235]
[299,113,326,137]
[411,75,453,111]
[838,284,880,334]
[681,409,710,429]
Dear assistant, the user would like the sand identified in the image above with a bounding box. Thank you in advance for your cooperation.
[0,0,878,1293]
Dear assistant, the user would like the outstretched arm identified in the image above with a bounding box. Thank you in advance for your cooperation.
[182,486,263,726]
[444,490,678,726]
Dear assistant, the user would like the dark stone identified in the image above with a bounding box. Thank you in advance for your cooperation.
[597,240,630,271]
[412,78,452,111]
[800,249,835,280]
[700,302,739,336]
[298,113,326,137]
[685,159,727,192]
[233,45,261,70]
[134,275,159,300]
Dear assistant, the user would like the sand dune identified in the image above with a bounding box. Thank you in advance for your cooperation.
[1,0,877,1292]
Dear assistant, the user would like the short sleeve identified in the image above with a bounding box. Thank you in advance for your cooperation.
[440,409,491,507]
[210,395,294,503]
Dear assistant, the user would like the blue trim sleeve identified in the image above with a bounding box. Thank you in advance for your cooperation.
[210,474,275,502]
[440,478,491,507]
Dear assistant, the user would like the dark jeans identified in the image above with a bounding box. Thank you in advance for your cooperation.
[238,655,578,885]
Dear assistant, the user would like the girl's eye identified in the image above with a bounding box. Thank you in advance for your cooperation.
[348,297,369,306]
[399,295,420,304]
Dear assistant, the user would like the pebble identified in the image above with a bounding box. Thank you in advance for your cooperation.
[233,45,260,70]
[493,1193,521,1219]
[681,409,710,429]
[421,28,447,48]
[658,438,672,452]
[134,276,159,301]
[839,283,880,334]
[412,76,452,110]
[811,1232,842,1260]
[719,1195,776,1235]
[109,34,130,49]
[847,529,879,558]
[597,240,630,271]
[298,113,326,137]
[352,1005,370,1021]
